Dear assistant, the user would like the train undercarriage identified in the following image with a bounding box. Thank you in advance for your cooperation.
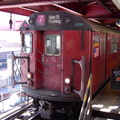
[22,86,81,120]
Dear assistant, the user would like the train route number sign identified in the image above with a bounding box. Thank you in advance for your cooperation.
[36,15,45,26]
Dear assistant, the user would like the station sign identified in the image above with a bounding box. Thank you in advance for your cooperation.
[111,69,120,90]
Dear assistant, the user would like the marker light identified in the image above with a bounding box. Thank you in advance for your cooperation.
[27,72,33,79]
[65,78,70,84]
[64,86,71,94]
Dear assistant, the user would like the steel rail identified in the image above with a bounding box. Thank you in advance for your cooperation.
[1,103,32,120]
[28,112,40,120]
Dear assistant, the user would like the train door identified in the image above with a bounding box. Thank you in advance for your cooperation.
[92,32,101,93]
[37,31,63,91]
[92,32,107,93]
[99,33,107,85]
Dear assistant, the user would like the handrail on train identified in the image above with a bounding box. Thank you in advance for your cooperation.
[72,56,86,100]
[11,51,28,88]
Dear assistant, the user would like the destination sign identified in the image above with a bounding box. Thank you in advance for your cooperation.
[48,14,62,26]
[31,11,92,30]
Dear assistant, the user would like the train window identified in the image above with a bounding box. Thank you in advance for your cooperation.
[115,43,118,52]
[100,37,103,55]
[45,34,61,55]
[103,35,106,54]
[110,38,118,53]
[21,33,32,53]
[111,44,115,53]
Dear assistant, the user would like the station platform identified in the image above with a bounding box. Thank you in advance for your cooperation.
[0,85,20,100]
[0,85,20,93]
[91,80,120,119]
[0,85,21,113]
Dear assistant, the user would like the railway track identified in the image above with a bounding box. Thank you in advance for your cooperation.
[0,102,68,120]
[0,102,40,120]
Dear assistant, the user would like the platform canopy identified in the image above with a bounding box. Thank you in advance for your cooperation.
[0,0,120,30]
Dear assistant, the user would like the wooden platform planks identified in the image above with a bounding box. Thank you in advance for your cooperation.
[91,81,120,120]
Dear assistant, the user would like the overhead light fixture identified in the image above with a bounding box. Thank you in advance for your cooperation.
[116,19,120,27]
[112,0,120,10]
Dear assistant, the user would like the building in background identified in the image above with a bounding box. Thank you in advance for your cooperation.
[0,11,28,88]
[0,11,29,52]
[0,11,28,31]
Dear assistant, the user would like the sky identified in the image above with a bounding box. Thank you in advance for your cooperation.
[0,11,28,31]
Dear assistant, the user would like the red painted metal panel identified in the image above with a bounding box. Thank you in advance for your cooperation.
[92,32,101,93]
[20,30,36,88]
[92,32,107,93]
[22,30,63,90]
[41,31,63,91]
[63,30,91,92]
[1,8,34,16]
[63,31,82,91]
[84,5,111,18]
[99,33,107,85]
[35,31,44,89]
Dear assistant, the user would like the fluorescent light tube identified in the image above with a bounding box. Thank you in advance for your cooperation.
[112,0,120,10]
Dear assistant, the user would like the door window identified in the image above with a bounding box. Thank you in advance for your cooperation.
[45,34,61,55]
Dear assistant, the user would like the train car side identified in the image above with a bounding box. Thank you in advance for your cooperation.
[106,32,120,79]
[63,30,91,96]
[91,28,120,93]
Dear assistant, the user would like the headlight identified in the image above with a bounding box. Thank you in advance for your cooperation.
[65,78,70,84]
[27,72,33,79]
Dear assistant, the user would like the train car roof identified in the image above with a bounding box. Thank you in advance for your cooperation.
[20,11,120,35]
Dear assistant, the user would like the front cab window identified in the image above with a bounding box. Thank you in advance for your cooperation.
[45,34,61,56]
[21,33,32,53]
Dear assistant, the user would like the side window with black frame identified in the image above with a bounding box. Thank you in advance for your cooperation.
[21,33,32,53]
[45,34,61,56]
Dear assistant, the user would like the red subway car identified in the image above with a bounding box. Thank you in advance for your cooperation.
[12,11,120,119]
